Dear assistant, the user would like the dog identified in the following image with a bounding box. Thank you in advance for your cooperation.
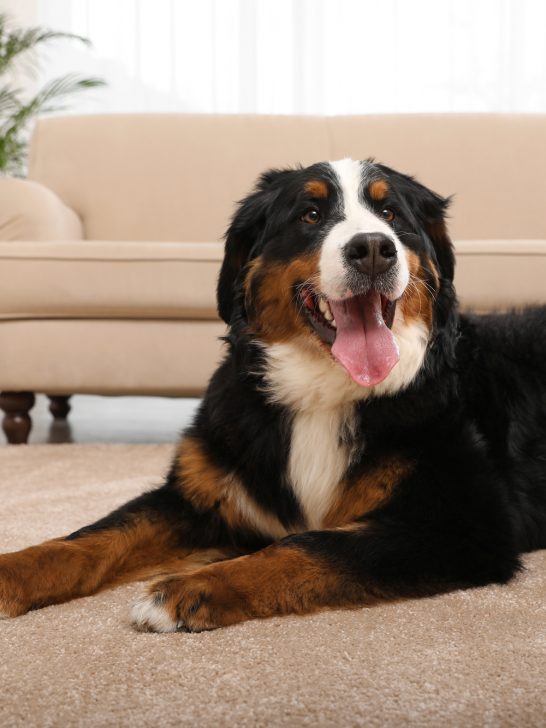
[1,158,545,632]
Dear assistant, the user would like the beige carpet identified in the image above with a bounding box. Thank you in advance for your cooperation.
[1,444,545,728]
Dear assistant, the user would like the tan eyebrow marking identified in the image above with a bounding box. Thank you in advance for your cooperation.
[369,179,390,201]
[304,180,329,198]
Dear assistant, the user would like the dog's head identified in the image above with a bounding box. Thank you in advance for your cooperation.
[218,158,455,395]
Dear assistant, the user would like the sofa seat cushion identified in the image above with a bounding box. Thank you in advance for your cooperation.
[0,241,224,320]
[454,240,546,311]
[0,319,225,395]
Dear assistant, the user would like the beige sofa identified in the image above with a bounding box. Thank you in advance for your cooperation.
[1,113,546,443]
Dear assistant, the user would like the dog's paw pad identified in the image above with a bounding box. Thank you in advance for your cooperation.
[130,593,179,633]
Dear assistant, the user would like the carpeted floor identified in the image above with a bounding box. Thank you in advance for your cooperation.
[1,444,545,728]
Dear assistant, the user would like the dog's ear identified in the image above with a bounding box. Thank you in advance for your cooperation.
[413,185,454,283]
[376,165,455,282]
[217,168,291,324]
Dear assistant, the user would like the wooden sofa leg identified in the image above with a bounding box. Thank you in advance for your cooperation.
[0,392,36,444]
[48,395,72,420]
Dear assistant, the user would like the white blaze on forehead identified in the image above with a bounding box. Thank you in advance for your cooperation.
[319,158,409,301]
[330,158,372,222]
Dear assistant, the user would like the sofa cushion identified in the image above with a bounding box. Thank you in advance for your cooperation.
[0,239,545,322]
[454,240,546,311]
[0,319,225,395]
[0,178,83,241]
[0,241,224,320]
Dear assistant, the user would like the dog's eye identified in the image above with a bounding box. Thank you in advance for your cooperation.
[381,208,395,222]
[301,208,321,225]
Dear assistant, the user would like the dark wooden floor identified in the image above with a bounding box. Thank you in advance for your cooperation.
[1,394,200,446]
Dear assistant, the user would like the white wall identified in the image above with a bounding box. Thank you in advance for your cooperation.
[4,0,546,115]
[1,0,38,25]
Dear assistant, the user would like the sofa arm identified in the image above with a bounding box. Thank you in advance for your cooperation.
[0,177,83,241]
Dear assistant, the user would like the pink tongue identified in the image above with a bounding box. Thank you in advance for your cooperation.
[330,291,399,387]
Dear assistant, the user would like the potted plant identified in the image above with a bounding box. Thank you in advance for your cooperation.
[0,12,105,176]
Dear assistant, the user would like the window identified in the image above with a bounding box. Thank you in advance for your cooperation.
[21,0,546,114]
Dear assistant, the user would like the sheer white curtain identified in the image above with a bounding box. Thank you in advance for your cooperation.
[20,0,546,114]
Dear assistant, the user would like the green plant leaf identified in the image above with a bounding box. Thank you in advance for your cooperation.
[16,74,105,120]
[0,86,20,116]
[0,12,93,75]
[0,12,106,176]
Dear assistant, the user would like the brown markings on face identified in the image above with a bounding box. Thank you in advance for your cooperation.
[399,250,436,329]
[244,252,322,346]
[426,255,440,290]
[304,179,329,199]
[368,179,390,201]
[323,456,413,529]
[176,437,289,538]
[428,219,447,240]
[427,219,450,253]
[425,217,455,282]
[143,543,369,631]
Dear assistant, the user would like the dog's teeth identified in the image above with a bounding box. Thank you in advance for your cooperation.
[319,298,334,322]
[316,297,336,328]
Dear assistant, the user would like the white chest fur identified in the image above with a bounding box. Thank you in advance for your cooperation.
[262,302,429,528]
[263,340,362,528]
[288,404,354,528]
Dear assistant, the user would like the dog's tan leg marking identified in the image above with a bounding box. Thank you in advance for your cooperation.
[0,519,229,618]
[131,543,367,633]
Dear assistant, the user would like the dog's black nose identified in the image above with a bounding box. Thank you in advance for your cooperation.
[344,233,397,276]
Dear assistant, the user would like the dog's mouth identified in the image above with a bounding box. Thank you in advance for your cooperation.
[299,285,399,387]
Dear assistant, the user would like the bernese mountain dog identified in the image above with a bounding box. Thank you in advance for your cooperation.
[1,158,545,632]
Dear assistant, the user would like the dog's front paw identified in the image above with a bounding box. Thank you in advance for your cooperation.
[131,570,249,633]
[0,558,31,619]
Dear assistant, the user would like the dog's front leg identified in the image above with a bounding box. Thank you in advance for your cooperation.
[132,513,521,632]
[0,485,231,618]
